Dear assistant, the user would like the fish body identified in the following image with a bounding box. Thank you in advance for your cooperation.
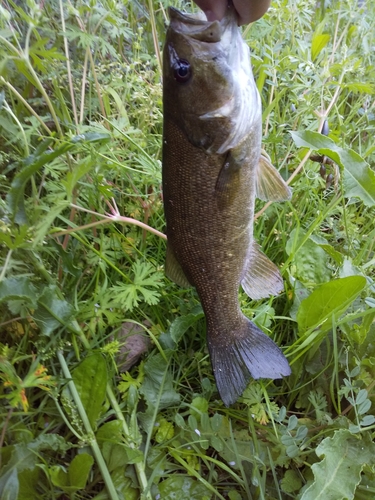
[162,5,291,406]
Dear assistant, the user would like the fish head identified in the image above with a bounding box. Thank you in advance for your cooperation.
[163,6,260,154]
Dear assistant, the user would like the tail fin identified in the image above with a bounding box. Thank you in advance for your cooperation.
[207,317,290,407]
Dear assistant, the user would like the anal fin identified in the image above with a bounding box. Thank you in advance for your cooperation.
[241,242,284,300]
[165,243,192,288]
[256,151,292,202]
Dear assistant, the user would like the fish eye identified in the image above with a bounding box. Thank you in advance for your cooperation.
[174,59,191,83]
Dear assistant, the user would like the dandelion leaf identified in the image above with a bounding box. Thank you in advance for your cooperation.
[301,429,375,500]
[291,131,375,207]
[69,353,107,430]
[34,286,75,336]
[297,276,366,333]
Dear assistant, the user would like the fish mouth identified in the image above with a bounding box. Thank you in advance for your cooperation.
[168,6,237,43]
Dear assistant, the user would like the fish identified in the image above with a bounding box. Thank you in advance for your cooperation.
[162,3,292,406]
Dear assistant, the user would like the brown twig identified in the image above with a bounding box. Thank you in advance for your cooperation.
[52,199,167,240]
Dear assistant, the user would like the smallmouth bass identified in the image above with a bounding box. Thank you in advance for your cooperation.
[162,4,291,406]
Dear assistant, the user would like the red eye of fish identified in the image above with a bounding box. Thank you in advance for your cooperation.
[174,59,191,83]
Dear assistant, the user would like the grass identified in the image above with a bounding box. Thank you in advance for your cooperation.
[1,0,375,498]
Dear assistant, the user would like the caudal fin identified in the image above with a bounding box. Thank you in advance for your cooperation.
[207,318,290,407]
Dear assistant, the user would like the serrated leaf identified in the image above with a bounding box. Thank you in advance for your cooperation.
[297,276,367,333]
[109,260,163,311]
[34,286,75,336]
[311,33,330,61]
[300,429,375,500]
[291,131,375,207]
[344,82,375,94]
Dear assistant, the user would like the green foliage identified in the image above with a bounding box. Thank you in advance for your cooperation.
[108,260,163,311]
[291,131,375,207]
[300,430,375,500]
[62,352,108,430]
[297,276,367,333]
[1,0,375,498]
[158,476,212,499]
[49,453,94,494]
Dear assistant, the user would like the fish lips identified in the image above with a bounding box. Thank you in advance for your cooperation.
[168,7,231,43]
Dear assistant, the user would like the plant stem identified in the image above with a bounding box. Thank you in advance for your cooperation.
[106,386,152,499]
[0,250,13,281]
[2,100,29,156]
[57,351,120,500]
[0,78,53,135]
[59,0,79,130]
[147,0,162,74]
[29,251,151,496]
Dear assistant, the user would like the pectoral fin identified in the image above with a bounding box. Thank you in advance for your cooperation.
[256,151,292,201]
[215,152,241,210]
[165,243,192,288]
[241,242,284,299]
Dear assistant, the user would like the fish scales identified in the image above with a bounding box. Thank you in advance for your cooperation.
[162,4,291,406]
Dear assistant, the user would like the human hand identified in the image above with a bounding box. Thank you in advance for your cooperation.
[193,0,271,25]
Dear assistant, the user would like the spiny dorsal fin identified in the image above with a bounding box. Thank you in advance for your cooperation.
[165,243,192,288]
[241,241,284,299]
[256,151,292,202]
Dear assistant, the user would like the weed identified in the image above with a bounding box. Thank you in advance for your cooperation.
[1,0,375,499]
